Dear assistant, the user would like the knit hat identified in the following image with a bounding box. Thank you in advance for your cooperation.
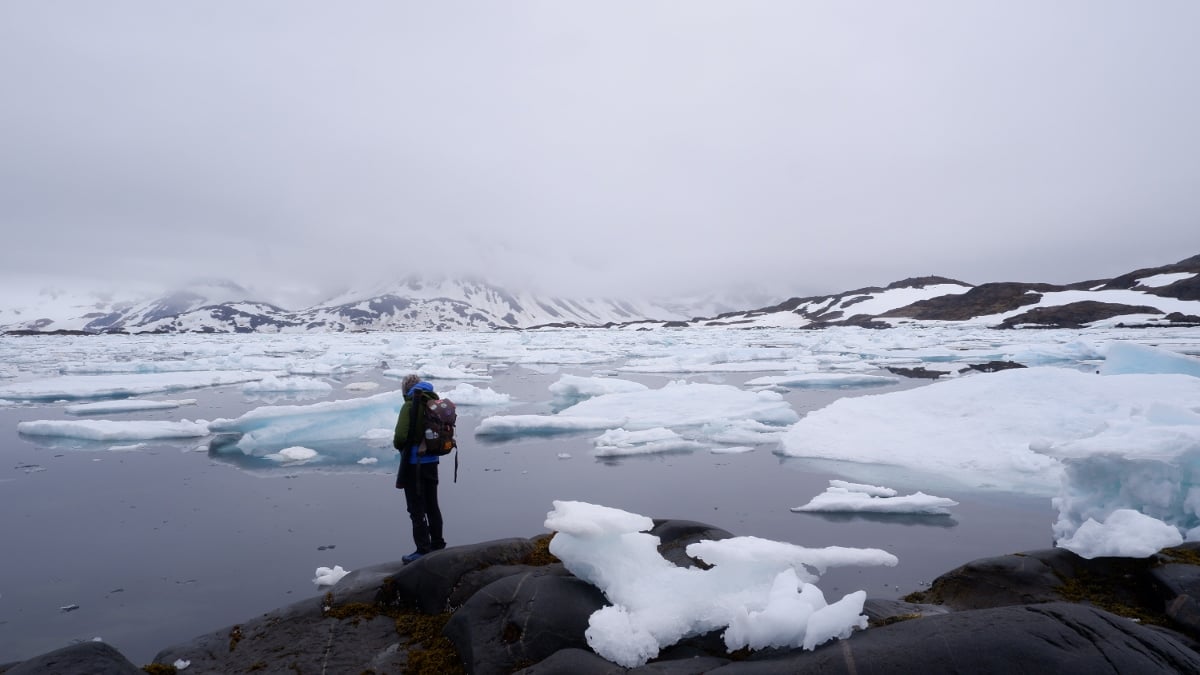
[401,374,420,396]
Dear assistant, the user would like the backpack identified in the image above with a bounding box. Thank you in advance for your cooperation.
[422,396,458,457]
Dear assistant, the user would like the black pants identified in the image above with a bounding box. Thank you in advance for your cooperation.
[403,461,445,553]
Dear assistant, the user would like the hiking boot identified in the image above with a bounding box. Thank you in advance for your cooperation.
[402,550,424,564]
[431,541,446,551]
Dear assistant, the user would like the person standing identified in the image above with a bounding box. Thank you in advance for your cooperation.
[393,374,446,563]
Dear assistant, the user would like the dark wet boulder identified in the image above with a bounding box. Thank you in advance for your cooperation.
[377,537,540,613]
[862,597,950,625]
[150,593,409,674]
[649,519,735,568]
[13,523,1200,675]
[907,543,1200,651]
[512,647,627,674]
[1,641,142,675]
[1152,546,1200,636]
[147,537,550,674]
[704,603,1200,674]
[905,548,1070,609]
[444,570,608,674]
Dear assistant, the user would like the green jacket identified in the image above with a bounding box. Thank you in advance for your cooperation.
[393,386,440,462]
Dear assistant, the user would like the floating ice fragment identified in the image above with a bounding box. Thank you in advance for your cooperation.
[243,375,333,394]
[592,427,704,457]
[828,480,897,497]
[745,373,900,388]
[17,419,211,441]
[441,382,511,405]
[65,398,198,415]
[791,486,958,516]
[266,446,318,463]
[313,565,350,586]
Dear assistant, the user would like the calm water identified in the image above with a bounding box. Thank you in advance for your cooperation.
[0,363,1055,666]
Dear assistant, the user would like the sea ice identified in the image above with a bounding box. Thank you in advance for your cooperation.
[242,375,333,393]
[479,381,796,440]
[440,382,511,405]
[592,427,706,457]
[744,372,900,388]
[64,398,198,415]
[791,484,958,515]
[0,371,267,401]
[548,374,648,402]
[16,419,212,441]
[1100,341,1200,377]
[209,390,404,453]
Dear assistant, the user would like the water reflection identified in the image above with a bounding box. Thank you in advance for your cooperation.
[796,511,959,528]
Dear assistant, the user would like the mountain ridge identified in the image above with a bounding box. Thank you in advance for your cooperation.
[2,255,1198,334]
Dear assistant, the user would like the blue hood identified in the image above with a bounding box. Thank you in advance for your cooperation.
[406,381,434,398]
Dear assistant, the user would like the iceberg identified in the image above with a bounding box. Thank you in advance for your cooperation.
[592,427,706,457]
[481,381,796,440]
[791,483,958,515]
[208,390,404,454]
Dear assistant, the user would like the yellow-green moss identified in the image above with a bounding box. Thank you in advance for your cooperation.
[520,534,561,567]
[324,601,384,624]
[394,612,464,675]
[1160,546,1200,566]
[1055,573,1166,626]
[141,664,177,675]
[319,589,463,674]
[869,612,922,628]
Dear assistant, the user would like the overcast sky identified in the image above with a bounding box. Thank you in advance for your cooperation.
[2,1,1198,305]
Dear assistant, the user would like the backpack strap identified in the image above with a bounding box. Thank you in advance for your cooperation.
[407,393,421,449]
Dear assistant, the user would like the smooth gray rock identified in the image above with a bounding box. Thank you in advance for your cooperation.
[649,519,734,569]
[151,592,408,674]
[912,549,1068,609]
[3,641,142,675]
[706,602,1200,674]
[445,569,608,675]
[14,525,1200,675]
[512,647,626,674]
[862,597,950,624]
[379,537,537,613]
[630,655,732,673]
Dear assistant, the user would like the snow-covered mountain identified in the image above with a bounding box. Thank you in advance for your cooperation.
[3,256,1198,334]
[651,255,1200,330]
[0,277,693,334]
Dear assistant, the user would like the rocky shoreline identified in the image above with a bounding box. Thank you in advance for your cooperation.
[6,518,1200,674]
